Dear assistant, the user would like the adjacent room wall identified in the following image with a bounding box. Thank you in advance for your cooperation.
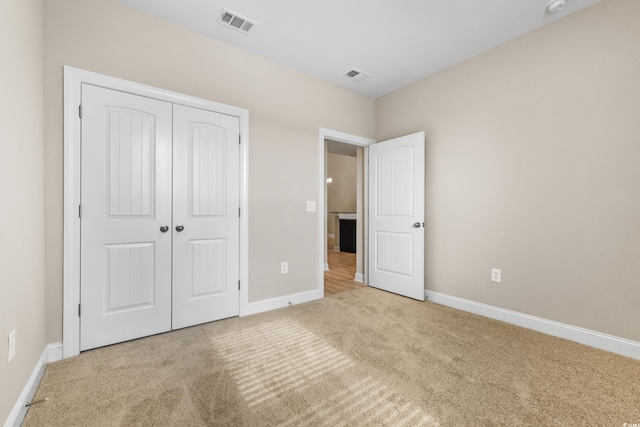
[0,0,47,422]
[376,0,640,342]
[44,0,375,342]
[327,152,358,238]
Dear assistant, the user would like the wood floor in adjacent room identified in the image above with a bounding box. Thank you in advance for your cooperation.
[324,237,365,296]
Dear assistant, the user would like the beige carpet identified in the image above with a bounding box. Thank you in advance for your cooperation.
[24,287,640,426]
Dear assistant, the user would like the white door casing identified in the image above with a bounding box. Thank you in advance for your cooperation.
[172,105,240,329]
[80,85,173,350]
[368,132,425,300]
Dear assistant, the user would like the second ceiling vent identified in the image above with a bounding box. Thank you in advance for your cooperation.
[217,9,256,34]
[343,69,370,82]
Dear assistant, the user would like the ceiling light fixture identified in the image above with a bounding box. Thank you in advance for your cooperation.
[546,0,567,14]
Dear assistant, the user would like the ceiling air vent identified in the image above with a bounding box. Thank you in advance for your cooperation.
[343,69,370,82]
[217,9,256,34]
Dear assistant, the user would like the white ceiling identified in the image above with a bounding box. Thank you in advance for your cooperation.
[113,0,601,99]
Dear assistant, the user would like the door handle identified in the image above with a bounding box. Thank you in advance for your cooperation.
[176,224,184,232]
[413,222,421,228]
[160,225,169,233]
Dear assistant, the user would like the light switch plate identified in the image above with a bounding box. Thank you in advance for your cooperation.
[8,329,15,363]
[306,201,316,212]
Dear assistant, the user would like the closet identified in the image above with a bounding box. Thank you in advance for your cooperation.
[79,84,239,351]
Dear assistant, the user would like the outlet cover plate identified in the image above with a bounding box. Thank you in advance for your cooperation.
[281,262,288,274]
[491,268,502,283]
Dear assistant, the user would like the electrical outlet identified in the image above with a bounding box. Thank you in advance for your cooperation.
[306,201,316,212]
[281,262,288,274]
[8,330,16,363]
[491,268,502,283]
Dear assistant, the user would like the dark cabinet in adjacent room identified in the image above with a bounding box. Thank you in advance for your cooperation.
[340,218,356,253]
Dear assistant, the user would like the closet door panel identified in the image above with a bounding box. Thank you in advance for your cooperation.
[80,84,173,351]
[172,105,240,329]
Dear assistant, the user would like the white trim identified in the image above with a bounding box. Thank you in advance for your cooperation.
[63,68,82,359]
[3,343,60,427]
[242,289,322,316]
[333,246,340,252]
[47,342,63,363]
[63,66,249,357]
[354,273,365,283]
[363,147,369,282]
[318,128,375,299]
[237,97,250,318]
[425,290,640,361]
[327,233,335,238]
[324,263,330,271]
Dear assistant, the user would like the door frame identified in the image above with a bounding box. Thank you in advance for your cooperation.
[63,66,249,358]
[317,128,375,296]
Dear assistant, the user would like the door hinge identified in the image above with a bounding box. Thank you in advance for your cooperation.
[238,207,241,217]
[78,304,81,317]
[78,204,82,218]
[239,134,241,144]
[238,280,241,290]
[79,105,82,118]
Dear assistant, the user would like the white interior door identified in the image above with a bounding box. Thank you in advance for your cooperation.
[368,132,425,300]
[172,105,240,329]
[80,84,173,350]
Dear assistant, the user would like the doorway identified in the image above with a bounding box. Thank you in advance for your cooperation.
[318,128,426,302]
[317,128,375,297]
[325,142,361,296]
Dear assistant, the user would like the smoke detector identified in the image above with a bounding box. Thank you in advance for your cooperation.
[217,9,256,34]
[343,69,370,82]
[546,0,566,14]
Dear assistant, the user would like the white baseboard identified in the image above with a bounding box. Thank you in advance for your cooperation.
[324,263,330,271]
[47,342,63,363]
[4,342,61,427]
[242,288,322,317]
[333,246,340,252]
[425,290,640,361]
[354,273,364,283]
[327,234,335,238]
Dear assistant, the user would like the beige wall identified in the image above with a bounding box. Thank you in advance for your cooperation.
[327,152,358,236]
[376,0,640,342]
[0,0,47,422]
[44,0,375,341]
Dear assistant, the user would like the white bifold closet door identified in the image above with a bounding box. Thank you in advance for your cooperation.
[80,84,239,351]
